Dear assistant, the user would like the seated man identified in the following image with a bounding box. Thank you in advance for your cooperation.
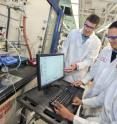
[54,76,117,124]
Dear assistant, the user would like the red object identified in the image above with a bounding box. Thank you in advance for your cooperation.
[23,16,36,66]
[28,59,36,66]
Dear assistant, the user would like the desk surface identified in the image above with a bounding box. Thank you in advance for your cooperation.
[0,65,36,104]
[17,80,84,124]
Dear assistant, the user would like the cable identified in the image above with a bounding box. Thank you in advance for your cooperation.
[19,108,27,124]
[7,39,22,70]
[0,56,17,114]
[27,115,35,124]
[5,6,11,51]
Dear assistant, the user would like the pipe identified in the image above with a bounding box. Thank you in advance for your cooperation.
[5,7,11,51]
[22,16,33,60]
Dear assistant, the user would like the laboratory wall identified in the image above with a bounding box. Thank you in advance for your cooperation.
[0,0,50,58]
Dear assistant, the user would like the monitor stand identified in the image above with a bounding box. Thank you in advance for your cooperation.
[0,73,22,86]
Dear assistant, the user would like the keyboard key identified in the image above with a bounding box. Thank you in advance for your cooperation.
[49,86,79,107]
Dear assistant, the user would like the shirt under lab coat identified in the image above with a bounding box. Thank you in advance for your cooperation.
[73,78,117,124]
[61,29,101,82]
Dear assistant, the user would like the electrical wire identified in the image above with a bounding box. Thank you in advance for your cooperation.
[7,39,22,70]
[5,6,11,51]
[27,116,35,124]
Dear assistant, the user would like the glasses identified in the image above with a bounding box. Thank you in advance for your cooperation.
[106,36,117,41]
[84,23,96,30]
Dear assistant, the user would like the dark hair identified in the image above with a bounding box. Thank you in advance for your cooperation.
[86,14,100,26]
[109,21,117,29]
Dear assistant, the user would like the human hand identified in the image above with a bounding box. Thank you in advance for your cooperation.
[54,102,74,121]
[72,97,82,106]
[64,64,77,73]
[72,80,84,87]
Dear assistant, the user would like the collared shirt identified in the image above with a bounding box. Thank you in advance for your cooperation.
[111,50,117,62]
[82,34,89,44]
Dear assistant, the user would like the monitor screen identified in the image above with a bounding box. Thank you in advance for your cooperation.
[36,54,64,89]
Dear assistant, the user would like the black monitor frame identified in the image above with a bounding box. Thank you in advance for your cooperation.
[36,53,64,90]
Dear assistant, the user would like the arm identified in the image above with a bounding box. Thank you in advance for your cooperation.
[81,46,105,85]
[54,102,100,124]
[72,92,104,108]
[73,115,100,124]
[111,121,117,124]
[82,92,105,108]
[81,72,93,84]
[73,115,117,124]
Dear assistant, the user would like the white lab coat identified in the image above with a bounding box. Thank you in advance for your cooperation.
[82,66,117,116]
[61,29,101,82]
[81,46,117,116]
[85,63,117,98]
[73,78,117,124]
[82,46,117,98]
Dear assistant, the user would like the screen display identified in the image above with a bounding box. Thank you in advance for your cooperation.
[37,54,64,89]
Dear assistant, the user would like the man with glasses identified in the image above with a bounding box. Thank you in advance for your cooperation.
[71,21,117,117]
[62,14,102,83]
[73,21,117,95]
[54,20,117,124]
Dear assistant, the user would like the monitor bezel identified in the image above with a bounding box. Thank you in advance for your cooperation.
[36,53,64,90]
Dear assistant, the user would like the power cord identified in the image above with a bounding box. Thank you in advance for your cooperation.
[18,108,36,124]
[7,39,22,71]
[27,115,35,124]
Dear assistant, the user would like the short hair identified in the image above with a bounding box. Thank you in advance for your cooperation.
[109,21,117,29]
[86,14,100,26]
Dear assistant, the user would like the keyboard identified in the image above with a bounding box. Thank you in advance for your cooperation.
[43,86,84,123]
[49,86,80,107]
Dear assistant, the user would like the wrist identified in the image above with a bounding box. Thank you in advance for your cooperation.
[66,113,74,121]
[74,64,77,70]
[80,100,83,105]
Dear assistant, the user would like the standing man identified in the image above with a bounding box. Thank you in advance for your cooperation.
[62,14,101,83]
[72,21,117,116]
[73,21,117,98]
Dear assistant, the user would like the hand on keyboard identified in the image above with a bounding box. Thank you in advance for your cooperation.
[72,80,84,87]
[54,101,74,121]
[49,86,78,107]
[72,96,82,106]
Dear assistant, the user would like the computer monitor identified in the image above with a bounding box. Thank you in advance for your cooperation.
[36,54,64,89]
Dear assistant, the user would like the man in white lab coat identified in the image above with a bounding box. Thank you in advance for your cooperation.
[54,77,117,124]
[62,14,101,83]
[73,62,117,117]
[73,21,117,97]
[72,21,117,116]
